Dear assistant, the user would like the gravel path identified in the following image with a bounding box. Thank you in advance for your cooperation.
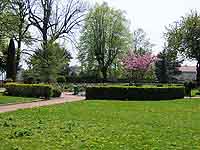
[0,92,85,113]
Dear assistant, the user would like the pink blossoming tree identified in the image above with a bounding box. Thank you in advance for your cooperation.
[123,51,157,82]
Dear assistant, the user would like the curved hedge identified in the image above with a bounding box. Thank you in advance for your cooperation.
[86,86,185,100]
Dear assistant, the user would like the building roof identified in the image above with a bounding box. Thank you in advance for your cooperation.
[178,66,196,73]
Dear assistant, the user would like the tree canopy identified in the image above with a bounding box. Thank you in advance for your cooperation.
[78,3,132,80]
[133,28,154,55]
[165,10,200,83]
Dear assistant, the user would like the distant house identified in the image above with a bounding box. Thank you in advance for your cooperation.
[175,66,196,81]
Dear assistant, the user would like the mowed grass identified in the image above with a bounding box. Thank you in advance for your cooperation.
[0,99,200,149]
[0,95,38,105]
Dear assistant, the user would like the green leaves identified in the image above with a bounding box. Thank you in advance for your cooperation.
[29,41,71,82]
[78,3,132,79]
[165,10,200,60]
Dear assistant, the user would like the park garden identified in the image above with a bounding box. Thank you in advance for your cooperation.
[1,0,200,149]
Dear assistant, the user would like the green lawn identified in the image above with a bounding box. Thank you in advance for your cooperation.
[0,95,38,105]
[0,99,200,149]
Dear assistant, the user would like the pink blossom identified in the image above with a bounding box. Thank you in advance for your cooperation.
[122,51,157,72]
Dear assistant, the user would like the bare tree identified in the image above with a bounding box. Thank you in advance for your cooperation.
[27,0,87,49]
[133,28,154,55]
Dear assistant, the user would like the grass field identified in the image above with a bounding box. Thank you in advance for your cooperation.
[0,95,38,105]
[0,99,200,149]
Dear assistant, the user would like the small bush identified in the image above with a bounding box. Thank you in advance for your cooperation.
[156,84,163,87]
[56,76,66,83]
[86,86,185,100]
[184,81,194,97]
[24,77,35,84]
[5,83,53,99]
[52,87,62,97]
[4,78,13,83]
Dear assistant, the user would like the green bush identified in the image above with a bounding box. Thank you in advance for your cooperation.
[5,83,53,99]
[184,81,195,97]
[86,86,185,100]
[56,76,66,83]
[52,86,62,97]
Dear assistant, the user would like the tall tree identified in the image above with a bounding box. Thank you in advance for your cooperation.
[133,28,154,55]
[27,0,86,81]
[27,41,71,82]
[6,38,16,81]
[155,47,182,83]
[28,0,86,49]
[165,10,200,84]
[0,38,7,73]
[78,3,132,80]
[10,0,32,71]
[0,0,31,71]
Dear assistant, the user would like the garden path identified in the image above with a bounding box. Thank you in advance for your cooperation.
[0,92,85,113]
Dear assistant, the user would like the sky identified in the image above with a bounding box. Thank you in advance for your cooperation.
[69,0,200,66]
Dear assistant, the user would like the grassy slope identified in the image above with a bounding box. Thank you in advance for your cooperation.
[0,100,200,149]
[0,96,37,105]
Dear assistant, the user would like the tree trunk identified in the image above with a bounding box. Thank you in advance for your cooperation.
[101,67,107,83]
[196,61,200,86]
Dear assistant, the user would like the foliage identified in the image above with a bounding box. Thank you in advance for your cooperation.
[6,38,16,81]
[155,47,182,83]
[56,76,66,83]
[27,41,71,83]
[22,69,40,84]
[0,38,7,73]
[184,81,196,97]
[133,28,154,55]
[5,83,53,99]
[0,0,32,71]
[52,86,62,97]
[122,51,156,82]
[165,10,200,83]
[78,3,132,80]
[86,86,185,100]
[144,66,157,82]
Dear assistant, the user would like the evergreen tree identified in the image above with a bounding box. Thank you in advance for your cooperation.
[6,38,16,81]
[155,48,182,83]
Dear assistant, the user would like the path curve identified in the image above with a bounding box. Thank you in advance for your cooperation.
[0,92,85,113]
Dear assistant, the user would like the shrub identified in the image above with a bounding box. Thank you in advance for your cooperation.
[52,86,62,97]
[24,77,35,84]
[56,76,66,83]
[5,83,53,99]
[184,81,195,97]
[4,78,13,83]
[86,86,185,100]
[156,84,163,87]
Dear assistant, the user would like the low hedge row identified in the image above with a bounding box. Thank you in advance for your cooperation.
[86,86,185,100]
[5,83,62,99]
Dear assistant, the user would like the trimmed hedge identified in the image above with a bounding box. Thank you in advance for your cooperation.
[86,86,185,100]
[5,83,53,99]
